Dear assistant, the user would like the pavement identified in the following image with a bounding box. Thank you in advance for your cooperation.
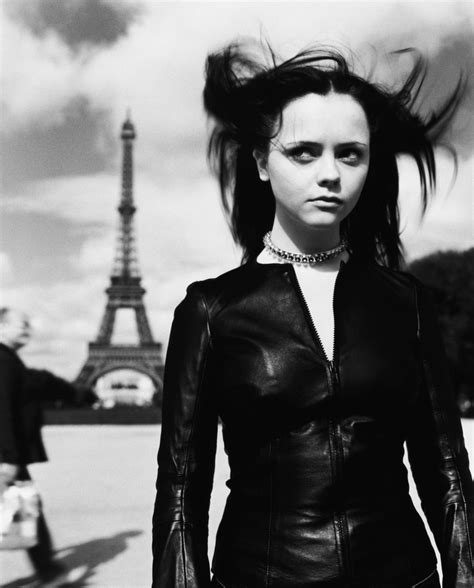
[1,421,473,588]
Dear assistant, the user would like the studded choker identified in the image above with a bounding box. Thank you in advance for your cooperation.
[263,232,347,265]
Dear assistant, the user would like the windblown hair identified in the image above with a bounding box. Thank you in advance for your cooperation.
[203,40,465,268]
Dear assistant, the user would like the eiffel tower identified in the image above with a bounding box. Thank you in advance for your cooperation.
[76,115,163,404]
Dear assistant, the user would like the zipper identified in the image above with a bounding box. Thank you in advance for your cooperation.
[288,266,335,365]
[287,265,351,578]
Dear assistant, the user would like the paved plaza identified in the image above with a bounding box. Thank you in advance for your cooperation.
[1,422,473,587]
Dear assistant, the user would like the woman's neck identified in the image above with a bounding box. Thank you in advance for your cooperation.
[270,216,341,254]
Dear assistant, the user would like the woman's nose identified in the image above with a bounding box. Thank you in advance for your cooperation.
[316,154,340,186]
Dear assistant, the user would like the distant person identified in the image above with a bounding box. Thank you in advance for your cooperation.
[0,307,96,585]
[152,41,473,587]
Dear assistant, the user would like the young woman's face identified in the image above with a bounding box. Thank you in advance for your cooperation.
[255,92,370,235]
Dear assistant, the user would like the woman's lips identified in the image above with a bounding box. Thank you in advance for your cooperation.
[313,196,343,203]
[309,196,343,207]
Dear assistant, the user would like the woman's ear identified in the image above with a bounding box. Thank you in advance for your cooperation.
[252,148,269,182]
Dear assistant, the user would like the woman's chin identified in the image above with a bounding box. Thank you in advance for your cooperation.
[298,212,343,231]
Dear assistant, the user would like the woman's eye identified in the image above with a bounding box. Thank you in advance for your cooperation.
[339,149,361,163]
[287,149,314,162]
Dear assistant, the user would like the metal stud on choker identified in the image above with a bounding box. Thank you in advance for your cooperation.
[263,232,347,265]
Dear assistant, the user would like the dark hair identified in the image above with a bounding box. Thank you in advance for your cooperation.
[203,41,465,269]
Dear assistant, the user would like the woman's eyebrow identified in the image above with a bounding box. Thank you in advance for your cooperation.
[338,141,369,148]
[282,140,368,148]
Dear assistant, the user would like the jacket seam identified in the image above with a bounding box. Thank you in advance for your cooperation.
[411,568,437,587]
[421,354,473,569]
[199,286,214,351]
[443,499,468,508]
[460,503,473,570]
[265,440,274,588]
[415,282,473,570]
[414,282,421,340]
[154,519,202,527]
[212,574,226,587]
[326,363,344,576]
[179,287,212,588]
[179,519,187,587]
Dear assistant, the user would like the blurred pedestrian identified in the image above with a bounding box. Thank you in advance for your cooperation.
[0,307,96,585]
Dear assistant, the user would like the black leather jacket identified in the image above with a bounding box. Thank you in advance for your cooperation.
[152,258,473,587]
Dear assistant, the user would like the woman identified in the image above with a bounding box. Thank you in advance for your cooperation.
[152,42,473,587]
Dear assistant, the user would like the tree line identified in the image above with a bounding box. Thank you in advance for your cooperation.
[408,248,474,417]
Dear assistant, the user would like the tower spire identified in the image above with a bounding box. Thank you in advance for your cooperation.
[112,115,139,280]
[76,115,163,403]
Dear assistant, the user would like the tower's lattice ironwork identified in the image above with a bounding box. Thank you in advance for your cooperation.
[76,116,163,396]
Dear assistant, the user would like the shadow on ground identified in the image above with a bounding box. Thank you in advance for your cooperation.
[2,530,142,587]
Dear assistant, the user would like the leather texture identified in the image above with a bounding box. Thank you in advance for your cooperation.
[152,257,473,587]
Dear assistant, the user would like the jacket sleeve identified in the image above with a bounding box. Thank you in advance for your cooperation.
[152,282,218,588]
[25,368,98,407]
[0,349,21,464]
[406,281,474,587]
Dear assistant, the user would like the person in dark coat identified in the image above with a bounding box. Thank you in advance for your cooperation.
[0,307,96,584]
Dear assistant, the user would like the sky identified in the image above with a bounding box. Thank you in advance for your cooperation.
[1,0,473,380]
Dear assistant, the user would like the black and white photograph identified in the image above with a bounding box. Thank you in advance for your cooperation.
[1,1,473,587]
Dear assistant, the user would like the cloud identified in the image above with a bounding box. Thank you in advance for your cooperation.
[2,16,83,132]
[5,0,141,50]
[3,173,116,220]
[0,252,13,290]
[2,0,473,379]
